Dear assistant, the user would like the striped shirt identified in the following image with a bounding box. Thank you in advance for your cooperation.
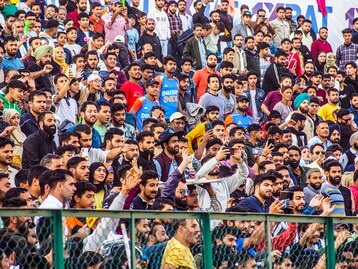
[321,182,345,216]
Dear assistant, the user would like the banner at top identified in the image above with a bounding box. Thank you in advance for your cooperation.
[138,0,358,51]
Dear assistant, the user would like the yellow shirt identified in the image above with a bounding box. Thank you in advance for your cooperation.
[185,122,206,155]
[94,190,105,209]
[161,237,196,269]
[317,103,340,122]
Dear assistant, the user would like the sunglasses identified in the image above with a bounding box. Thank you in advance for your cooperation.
[314,151,325,155]
[179,189,190,195]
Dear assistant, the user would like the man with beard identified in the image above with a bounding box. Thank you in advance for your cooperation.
[238,173,275,213]
[137,19,163,61]
[336,109,355,152]
[310,71,328,106]
[161,218,201,269]
[311,27,333,61]
[294,93,314,140]
[287,145,307,187]
[137,131,156,171]
[321,160,346,216]
[225,95,252,129]
[289,37,304,77]
[22,112,57,169]
[185,106,220,154]
[219,74,236,115]
[120,63,143,111]
[27,45,54,91]
[183,23,207,71]
[0,137,18,186]
[178,0,192,32]
[341,132,358,172]
[130,79,160,132]
[193,53,219,102]
[154,128,183,182]
[81,51,101,81]
[232,34,247,76]
[286,112,307,147]
[262,50,290,94]
[308,121,332,151]
[328,124,341,144]
[318,88,340,122]
[110,103,136,140]
[67,0,87,28]
[303,168,323,204]
[0,36,24,73]
[285,7,297,34]
[96,77,117,103]
[131,170,158,210]
[301,61,314,85]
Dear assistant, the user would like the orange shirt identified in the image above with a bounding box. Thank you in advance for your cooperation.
[192,67,219,103]
[89,15,105,34]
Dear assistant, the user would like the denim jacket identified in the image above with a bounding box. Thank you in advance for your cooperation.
[244,88,266,122]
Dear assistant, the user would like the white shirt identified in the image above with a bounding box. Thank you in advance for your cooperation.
[53,95,78,124]
[147,8,170,40]
[35,194,63,224]
[179,13,193,32]
[250,89,259,123]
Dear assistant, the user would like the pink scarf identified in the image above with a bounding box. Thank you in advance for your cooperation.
[316,0,327,16]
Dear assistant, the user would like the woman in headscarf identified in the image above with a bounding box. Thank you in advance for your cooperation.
[53,47,69,75]
[4,109,27,168]
[314,51,326,73]
[88,162,109,209]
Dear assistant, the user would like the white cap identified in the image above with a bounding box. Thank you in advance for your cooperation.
[88,73,101,83]
[114,35,125,43]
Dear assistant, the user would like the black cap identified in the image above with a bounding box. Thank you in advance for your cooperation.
[157,128,184,145]
[46,19,60,29]
[237,95,249,102]
[146,79,159,87]
[311,71,323,77]
[144,51,157,60]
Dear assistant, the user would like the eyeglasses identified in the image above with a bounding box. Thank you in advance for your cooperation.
[314,151,325,155]
[179,189,190,195]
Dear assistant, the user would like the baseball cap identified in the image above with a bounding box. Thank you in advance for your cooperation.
[237,95,249,102]
[146,79,159,87]
[170,112,188,122]
[243,11,252,17]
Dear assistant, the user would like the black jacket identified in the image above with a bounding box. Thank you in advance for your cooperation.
[138,151,156,172]
[22,129,56,169]
[137,32,162,61]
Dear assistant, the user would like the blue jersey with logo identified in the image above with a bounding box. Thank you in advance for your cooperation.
[157,74,179,120]
[228,113,253,129]
[135,95,159,132]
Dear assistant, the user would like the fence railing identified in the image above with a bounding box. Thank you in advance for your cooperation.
[1,209,358,269]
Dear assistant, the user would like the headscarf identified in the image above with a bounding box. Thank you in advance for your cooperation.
[89,162,108,193]
[34,45,53,61]
[328,124,340,137]
[3,109,26,146]
[53,47,69,75]
[294,93,310,110]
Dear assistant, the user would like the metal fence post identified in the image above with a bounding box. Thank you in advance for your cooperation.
[325,217,336,269]
[53,209,64,269]
[265,215,272,269]
[201,212,213,269]
[130,212,136,269]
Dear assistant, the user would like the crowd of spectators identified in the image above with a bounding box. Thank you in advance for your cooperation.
[1,0,358,268]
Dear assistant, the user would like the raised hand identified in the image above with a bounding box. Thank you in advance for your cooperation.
[215,146,230,161]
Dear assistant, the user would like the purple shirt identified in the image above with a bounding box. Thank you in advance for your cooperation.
[262,89,282,111]
[103,13,131,42]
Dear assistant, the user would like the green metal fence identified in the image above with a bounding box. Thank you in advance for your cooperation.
[1,209,358,269]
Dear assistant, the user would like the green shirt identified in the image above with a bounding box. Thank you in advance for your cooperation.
[2,4,17,18]
[0,93,22,115]
[93,124,107,142]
